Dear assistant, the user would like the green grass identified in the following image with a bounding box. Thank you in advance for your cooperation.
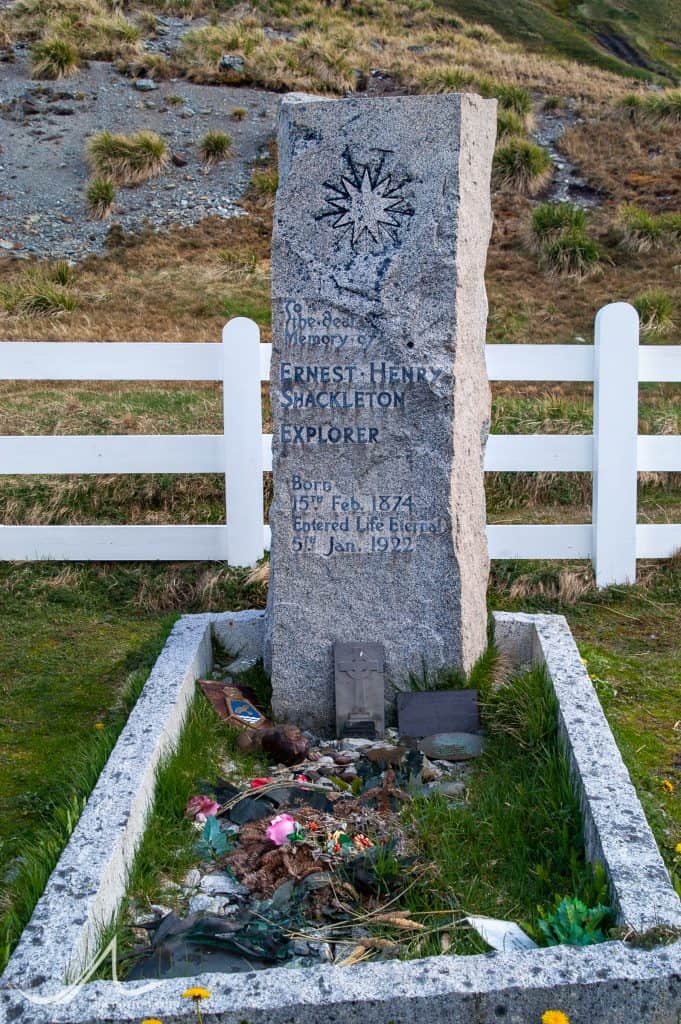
[530,202,588,250]
[0,562,266,972]
[403,665,602,954]
[30,36,79,78]
[0,271,77,316]
[493,138,552,195]
[85,177,115,220]
[86,130,168,187]
[199,130,232,164]
[633,288,676,336]
[539,227,601,280]
[436,0,676,81]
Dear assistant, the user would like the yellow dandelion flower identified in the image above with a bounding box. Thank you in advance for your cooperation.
[663,779,674,793]
[141,1019,164,1024]
[181,987,211,1000]
[94,722,105,730]
[675,842,681,855]
[542,1012,570,1024]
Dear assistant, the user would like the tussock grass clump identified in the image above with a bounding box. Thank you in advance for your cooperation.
[199,130,232,164]
[0,15,13,48]
[179,22,263,82]
[87,130,168,186]
[86,177,115,219]
[617,205,681,253]
[530,202,587,251]
[496,109,525,139]
[118,52,171,80]
[0,271,77,317]
[644,91,681,123]
[10,0,140,62]
[231,106,247,121]
[543,95,561,111]
[30,37,79,78]
[617,204,664,252]
[634,289,676,335]
[496,83,532,118]
[244,162,278,211]
[539,227,601,279]
[493,138,552,195]
[622,91,681,124]
[51,261,73,286]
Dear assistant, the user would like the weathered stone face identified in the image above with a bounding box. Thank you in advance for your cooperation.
[266,93,495,733]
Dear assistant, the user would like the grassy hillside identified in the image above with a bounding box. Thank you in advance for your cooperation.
[440,0,681,82]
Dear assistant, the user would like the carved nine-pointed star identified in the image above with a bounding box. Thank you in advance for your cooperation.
[319,154,413,247]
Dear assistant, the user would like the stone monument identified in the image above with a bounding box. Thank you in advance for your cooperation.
[265,93,496,733]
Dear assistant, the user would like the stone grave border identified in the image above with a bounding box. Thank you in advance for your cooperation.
[1,610,680,1024]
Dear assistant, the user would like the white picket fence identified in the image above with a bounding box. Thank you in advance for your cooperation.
[1,302,680,585]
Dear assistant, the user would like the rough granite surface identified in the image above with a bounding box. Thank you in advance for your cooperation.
[266,93,496,732]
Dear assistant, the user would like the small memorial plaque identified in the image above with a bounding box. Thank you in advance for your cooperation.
[397,690,480,739]
[334,641,385,739]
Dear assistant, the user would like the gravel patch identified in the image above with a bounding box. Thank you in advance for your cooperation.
[0,50,278,261]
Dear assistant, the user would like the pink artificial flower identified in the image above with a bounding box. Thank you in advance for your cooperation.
[266,813,297,846]
[186,794,220,823]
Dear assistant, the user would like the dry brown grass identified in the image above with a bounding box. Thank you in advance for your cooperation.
[559,110,681,211]
[508,566,596,605]
[8,0,141,61]
[171,0,633,100]
[0,14,13,47]
[86,130,168,187]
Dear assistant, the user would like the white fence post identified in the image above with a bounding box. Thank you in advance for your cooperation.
[223,318,265,567]
[592,302,639,587]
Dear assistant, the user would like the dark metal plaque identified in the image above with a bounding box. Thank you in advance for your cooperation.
[397,690,479,739]
[334,641,385,739]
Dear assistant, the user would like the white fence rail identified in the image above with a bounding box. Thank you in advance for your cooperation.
[1,303,680,585]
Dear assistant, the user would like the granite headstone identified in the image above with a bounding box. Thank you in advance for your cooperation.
[265,93,496,733]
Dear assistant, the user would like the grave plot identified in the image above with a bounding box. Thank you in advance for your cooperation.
[111,641,603,980]
[2,611,680,1024]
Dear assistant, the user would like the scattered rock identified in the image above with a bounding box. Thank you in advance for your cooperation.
[199,872,248,897]
[365,744,407,766]
[420,756,441,783]
[432,780,466,799]
[343,737,374,751]
[226,656,258,675]
[418,733,485,761]
[260,724,310,766]
[188,893,230,915]
[134,78,158,92]
[182,868,201,890]
[219,54,246,72]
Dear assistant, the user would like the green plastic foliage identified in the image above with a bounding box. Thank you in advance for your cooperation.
[537,895,612,946]
[195,815,232,860]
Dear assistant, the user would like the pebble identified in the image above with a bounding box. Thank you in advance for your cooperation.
[199,872,248,897]
[420,756,441,782]
[188,894,230,915]
[226,656,258,675]
[220,54,246,71]
[182,868,201,889]
[343,738,374,751]
[134,78,158,91]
